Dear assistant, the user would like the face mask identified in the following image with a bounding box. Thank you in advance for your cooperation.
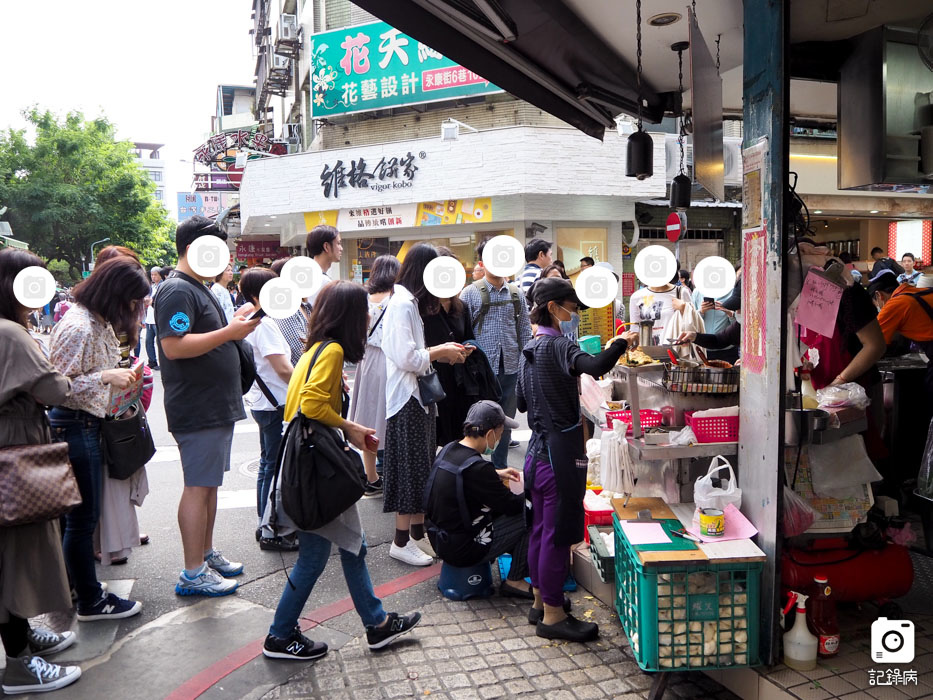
[484,431,499,455]
[556,304,580,336]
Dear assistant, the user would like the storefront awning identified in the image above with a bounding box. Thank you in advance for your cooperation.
[350,0,669,140]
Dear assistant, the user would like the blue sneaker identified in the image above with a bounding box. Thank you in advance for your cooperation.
[205,549,244,577]
[76,592,142,621]
[175,566,238,597]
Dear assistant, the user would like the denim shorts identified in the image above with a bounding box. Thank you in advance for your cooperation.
[172,424,235,487]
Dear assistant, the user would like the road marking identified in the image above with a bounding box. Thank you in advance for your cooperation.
[234,423,259,434]
[216,489,256,510]
[165,563,441,700]
[150,446,180,463]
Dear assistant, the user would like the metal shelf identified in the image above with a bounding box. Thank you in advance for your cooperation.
[627,437,738,462]
[809,417,868,445]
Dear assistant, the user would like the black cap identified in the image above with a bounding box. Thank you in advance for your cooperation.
[868,269,899,297]
[464,400,519,433]
[532,277,584,309]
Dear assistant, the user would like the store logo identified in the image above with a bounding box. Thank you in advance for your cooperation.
[320,151,425,198]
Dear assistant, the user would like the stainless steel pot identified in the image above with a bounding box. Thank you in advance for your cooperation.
[784,408,830,446]
[638,321,654,348]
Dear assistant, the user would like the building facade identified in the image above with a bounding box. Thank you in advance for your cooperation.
[133,142,166,203]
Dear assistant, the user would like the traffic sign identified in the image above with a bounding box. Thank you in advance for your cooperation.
[666,212,684,242]
[82,271,90,278]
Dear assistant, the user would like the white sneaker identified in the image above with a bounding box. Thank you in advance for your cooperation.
[175,566,239,597]
[390,540,434,567]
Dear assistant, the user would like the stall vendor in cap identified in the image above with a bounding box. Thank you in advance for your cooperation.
[870,269,933,405]
[517,277,639,643]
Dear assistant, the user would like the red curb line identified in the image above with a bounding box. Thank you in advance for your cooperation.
[166,562,441,700]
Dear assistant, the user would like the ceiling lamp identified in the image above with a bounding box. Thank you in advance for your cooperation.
[648,12,681,27]
[626,0,654,180]
[670,41,692,210]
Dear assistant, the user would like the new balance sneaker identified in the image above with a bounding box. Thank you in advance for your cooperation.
[174,566,238,597]
[205,549,244,577]
[27,628,76,656]
[76,592,142,622]
[365,612,422,650]
[2,656,81,695]
[262,626,328,661]
[363,477,383,498]
[389,540,433,567]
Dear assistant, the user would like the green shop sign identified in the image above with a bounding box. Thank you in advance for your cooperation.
[310,21,502,116]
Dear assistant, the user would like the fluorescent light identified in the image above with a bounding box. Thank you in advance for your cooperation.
[869,210,879,214]
[789,154,837,161]
[813,210,822,214]
[264,223,271,227]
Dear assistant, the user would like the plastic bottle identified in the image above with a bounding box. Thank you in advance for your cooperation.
[807,574,840,658]
[800,371,819,409]
[782,591,818,670]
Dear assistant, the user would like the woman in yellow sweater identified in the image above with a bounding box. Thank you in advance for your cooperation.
[263,281,422,661]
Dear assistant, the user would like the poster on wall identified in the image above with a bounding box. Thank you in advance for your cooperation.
[742,138,768,231]
[742,225,768,374]
[305,198,493,232]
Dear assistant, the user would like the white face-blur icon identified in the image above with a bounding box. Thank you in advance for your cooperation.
[188,236,232,278]
[424,257,466,299]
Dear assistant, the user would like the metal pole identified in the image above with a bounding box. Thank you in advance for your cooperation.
[89,237,110,267]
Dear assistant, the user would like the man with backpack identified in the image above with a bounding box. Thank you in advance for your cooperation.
[460,239,533,469]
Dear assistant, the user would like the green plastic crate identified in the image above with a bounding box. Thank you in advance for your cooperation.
[613,514,761,672]
[578,335,602,354]
[587,525,614,583]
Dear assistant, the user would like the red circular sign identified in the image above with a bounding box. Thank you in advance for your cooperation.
[666,212,683,243]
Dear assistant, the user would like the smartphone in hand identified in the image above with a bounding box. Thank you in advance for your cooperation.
[364,434,379,452]
[247,308,267,321]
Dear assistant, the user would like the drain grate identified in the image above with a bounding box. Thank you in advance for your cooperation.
[239,458,260,478]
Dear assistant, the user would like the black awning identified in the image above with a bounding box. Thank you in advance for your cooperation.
[351,0,666,140]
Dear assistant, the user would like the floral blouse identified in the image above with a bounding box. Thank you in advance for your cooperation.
[49,304,120,418]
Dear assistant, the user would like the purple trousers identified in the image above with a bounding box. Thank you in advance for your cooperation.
[527,456,568,606]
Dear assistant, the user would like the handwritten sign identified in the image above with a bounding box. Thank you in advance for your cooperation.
[794,269,844,338]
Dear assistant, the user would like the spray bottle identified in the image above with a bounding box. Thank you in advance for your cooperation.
[782,591,818,670]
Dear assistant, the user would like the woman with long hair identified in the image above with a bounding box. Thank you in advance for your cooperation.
[347,254,400,497]
[381,244,468,566]
[423,247,476,446]
[48,256,150,622]
[0,248,82,694]
[262,281,422,661]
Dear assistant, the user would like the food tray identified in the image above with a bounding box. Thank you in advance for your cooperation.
[663,363,739,394]
[684,411,740,443]
[606,409,663,432]
[614,514,761,672]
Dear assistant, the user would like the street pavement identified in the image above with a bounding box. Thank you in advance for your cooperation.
[6,333,740,699]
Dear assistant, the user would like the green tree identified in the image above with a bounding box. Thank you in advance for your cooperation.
[0,109,176,277]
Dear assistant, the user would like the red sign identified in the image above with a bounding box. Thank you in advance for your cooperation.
[621,272,636,297]
[666,212,683,242]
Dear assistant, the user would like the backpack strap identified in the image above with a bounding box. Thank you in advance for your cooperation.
[471,279,523,334]
[424,443,488,530]
[908,289,933,322]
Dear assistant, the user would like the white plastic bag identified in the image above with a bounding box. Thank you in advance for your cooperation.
[693,456,742,513]
[816,382,870,410]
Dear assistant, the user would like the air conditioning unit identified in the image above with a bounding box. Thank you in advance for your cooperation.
[278,14,298,42]
[665,134,693,181]
[284,123,301,145]
[723,138,743,187]
[272,54,290,71]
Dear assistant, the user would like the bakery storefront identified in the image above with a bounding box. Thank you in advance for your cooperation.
[238,124,667,284]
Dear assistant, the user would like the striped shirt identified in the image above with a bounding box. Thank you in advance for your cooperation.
[519,263,542,296]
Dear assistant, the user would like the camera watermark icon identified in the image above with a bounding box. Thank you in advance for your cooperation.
[424,256,466,299]
[871,617,915,664]
[634,245,677,287]
[281,256,322,297]
[13,266,56,310]
[693,256,737,299]
[481,235,524,277]
[258,279,302,319]
[188,235,231,278]
[576,266,618,309]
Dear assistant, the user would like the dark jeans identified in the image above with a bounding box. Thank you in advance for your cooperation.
[484,513,531,581]
[145,323,158,367]
[492,372,518,469]
[251,407,284,521]
[49,407,104,608]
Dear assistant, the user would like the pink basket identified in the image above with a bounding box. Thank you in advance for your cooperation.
[606,409,663,432]
[684,411,739,443]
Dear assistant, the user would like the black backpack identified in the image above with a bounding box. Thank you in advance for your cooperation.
[423,442,487,563]
[268,341,365,532]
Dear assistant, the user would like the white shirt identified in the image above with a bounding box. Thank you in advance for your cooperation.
[306,257,332,308]
[244,317,291,412]
[211,282,235,324]
[144,282,158,325]
[382,284,432,419]
[629,285,690,346]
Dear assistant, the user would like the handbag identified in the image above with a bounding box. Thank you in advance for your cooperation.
[268,340,366,531]
[173,271,256,394]
[101,402,157,480]
[0,442,82,526]
[417,370,446,406]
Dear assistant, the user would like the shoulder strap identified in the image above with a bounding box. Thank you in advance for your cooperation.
[424,443,486,530]
[172,271,228,326]
[254,373,281,408]
[909,289,933,322]
[368,305,388,339]
[472,279,491,332]
[303,340,336,384]
[507,283,522,324]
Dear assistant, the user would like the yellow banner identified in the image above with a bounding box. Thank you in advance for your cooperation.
[304,198,492,232]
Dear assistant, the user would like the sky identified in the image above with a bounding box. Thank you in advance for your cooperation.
[0,0,256,218]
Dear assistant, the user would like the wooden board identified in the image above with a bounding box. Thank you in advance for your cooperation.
[611,497,676,521]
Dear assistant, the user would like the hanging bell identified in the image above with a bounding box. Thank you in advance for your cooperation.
[625,129,654,180]
[670,173,692,209]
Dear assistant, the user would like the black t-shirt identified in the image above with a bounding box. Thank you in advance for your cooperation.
[425,442,524,567]
[155,273,246,433]
[517,334,588,434]
[838,283,880,386]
